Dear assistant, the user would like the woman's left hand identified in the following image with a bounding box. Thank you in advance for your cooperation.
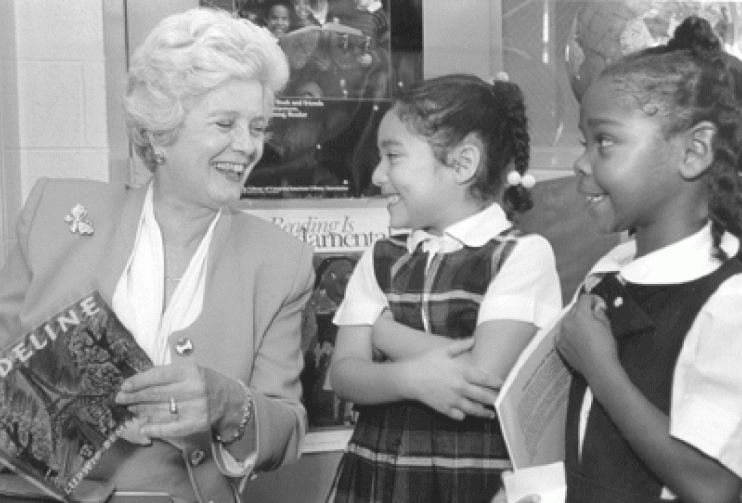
[115,363,237,441]
[554,293,618,380]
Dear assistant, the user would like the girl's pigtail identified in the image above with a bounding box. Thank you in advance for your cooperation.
[495,79,533,214]
[669,16,742,258]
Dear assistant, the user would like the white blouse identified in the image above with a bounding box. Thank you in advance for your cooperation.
[111,183,256,482]
[112,183,219,365]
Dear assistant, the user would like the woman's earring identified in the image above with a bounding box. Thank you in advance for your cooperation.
[154,152,166,165]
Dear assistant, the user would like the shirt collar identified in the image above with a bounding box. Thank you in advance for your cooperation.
[406,203,512,253]
[588,222,739,285]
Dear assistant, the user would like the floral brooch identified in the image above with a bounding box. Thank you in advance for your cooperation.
[64,204,94,235]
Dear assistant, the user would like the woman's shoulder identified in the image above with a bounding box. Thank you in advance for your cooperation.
[29,176,127,197]
[24,177,133,220]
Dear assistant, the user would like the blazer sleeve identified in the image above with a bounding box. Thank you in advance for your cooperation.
[250,240,315,471]
[0,178,48,346]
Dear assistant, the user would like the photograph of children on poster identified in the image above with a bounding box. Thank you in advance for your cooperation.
[224,0,423,198]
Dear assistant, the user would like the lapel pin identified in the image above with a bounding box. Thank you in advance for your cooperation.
[64,204,94,235]
[175,337,194,356]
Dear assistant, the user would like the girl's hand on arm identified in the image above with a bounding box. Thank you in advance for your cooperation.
[404,338,501,421]
[331,326,500,420]
[372,309,451,361]
[556,294,742,502]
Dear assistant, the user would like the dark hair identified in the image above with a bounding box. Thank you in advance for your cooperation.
[392,74,532,215]
[600,16,742,259]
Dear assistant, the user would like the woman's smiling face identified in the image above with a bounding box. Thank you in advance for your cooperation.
[156,79,269,210]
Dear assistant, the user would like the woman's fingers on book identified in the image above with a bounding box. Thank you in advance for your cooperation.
[114,363,213,440]
[119,363,191,393]
[120,418,152,445]
[126,396,210,440]
[116,364,205,405]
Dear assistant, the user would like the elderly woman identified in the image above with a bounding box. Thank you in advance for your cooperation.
[0,8,313,502]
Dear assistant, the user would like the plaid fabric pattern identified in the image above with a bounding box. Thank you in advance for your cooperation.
[330,230,519,503]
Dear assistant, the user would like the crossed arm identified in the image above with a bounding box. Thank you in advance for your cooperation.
[329,312,537,421]
[330,322,499,421]
[330,235,560,420]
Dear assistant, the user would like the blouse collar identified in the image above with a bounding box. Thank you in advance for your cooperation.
[589,222,739,285]
[406,203,512,253]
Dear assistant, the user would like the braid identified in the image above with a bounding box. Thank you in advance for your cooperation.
[605,16,742,259]
[496,80,533,214]
[671,16,742,259]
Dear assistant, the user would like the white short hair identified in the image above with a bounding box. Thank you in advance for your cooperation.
[124,8,289,170]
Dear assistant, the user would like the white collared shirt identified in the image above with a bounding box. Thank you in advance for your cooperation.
[575,223,742,485]
[334,203,562,330]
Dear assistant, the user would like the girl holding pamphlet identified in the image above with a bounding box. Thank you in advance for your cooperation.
[554,15,742,503]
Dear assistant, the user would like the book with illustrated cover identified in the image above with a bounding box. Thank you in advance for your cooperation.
[239,197,391,452]
[0,292,153,502]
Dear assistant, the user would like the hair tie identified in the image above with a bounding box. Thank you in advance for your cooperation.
[489,71,510,85]
[507,171,536,189]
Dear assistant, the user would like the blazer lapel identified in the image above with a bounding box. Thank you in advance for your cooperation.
[96,183,149,302]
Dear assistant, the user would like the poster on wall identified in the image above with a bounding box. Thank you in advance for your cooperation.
[239,198,391,452]
[215,0,424,198]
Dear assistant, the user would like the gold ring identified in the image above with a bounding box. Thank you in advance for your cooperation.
[169,397,178,415]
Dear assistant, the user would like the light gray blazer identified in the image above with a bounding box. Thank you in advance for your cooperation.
[0,178,314,502]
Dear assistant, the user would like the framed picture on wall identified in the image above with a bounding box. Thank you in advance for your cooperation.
[236,0,423,198]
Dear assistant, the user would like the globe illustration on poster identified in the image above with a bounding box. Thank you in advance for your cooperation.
[565,1,741,101]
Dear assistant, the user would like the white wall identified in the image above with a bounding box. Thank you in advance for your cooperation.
[424,0,502,78]
[0,0,19,265]
[0,0,110,267]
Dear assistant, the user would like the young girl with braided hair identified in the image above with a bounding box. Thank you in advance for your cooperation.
[328,73,562,502]
[555,15,742,503]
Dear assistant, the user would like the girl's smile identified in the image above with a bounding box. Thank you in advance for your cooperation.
[372,110,461,232]
[573,77,693,254]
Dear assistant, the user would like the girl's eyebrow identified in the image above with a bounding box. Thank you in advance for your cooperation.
[586,117,624,128]
[379,139,402,149]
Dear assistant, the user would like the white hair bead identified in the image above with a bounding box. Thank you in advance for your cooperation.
[507,171,522,186]
[521,173,536,189]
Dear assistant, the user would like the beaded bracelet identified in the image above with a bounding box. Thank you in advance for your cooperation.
[214,380,254,446]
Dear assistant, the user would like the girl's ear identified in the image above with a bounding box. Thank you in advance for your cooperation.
[680,121,716,180]
[451,135,482,185]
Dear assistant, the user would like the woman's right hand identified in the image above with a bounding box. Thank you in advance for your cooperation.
[403,338,501,421]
